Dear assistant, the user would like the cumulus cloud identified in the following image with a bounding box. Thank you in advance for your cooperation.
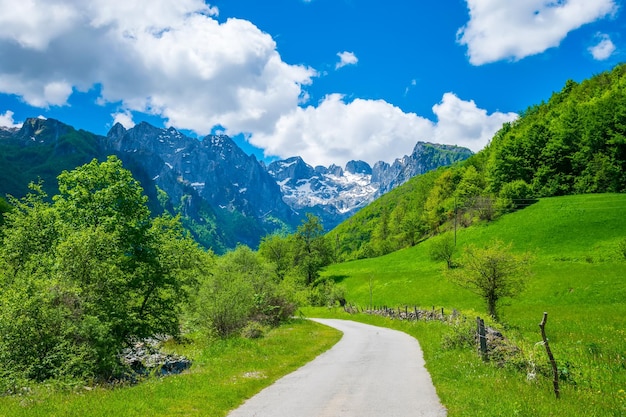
[431,93,517,151]
[589,33,616,60]
[336,51,358,69]
[0,0,315,135]
[0,110,23,128]
[249,93,517,167]
[458,0,617,65]
[0,0,517,167]
[112,110,135,129]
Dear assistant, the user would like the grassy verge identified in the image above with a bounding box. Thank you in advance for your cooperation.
[303,307,625,416]
[0,319,341,417]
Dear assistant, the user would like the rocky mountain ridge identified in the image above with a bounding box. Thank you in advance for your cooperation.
[0,117,473,251]
[266,142,473,229]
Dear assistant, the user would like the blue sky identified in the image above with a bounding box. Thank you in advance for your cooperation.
[0,0,623,166]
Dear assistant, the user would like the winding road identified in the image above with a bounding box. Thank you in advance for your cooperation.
[227,318,447,417]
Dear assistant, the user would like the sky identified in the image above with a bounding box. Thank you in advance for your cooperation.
[0,0,624,167]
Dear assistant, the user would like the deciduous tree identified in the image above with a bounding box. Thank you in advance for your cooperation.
[449,240,531,320]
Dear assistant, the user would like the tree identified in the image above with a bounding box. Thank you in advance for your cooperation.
[449,240,531,320]
[429,232,456,269]
[258,233,294,280]
[293,214,332,285]
[0,157,206,382]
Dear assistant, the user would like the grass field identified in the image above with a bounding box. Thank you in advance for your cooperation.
[319,193,626,416]
[0,320,341,417]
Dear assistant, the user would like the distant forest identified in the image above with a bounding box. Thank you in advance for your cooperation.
[329,64,626,261]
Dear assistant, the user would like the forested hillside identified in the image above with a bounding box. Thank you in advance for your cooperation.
[330,64,626,261]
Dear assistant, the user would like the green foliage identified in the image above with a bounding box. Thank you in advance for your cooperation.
[308,279,347,307]
[193,245,297,338]
[489,64,626,196]
[258,232,295,280]
[428,232,456,269]
[448,240,532,320]
[0,157,207,384]
[293,213,333,285]
[0,196,11,227]
[330,64,626,262]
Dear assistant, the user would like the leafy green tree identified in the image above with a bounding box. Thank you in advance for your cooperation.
[449,240,531,320]
[0,157,206,382]
[258,233,294,280]
[293,214,332,285]
[429,232,456,269]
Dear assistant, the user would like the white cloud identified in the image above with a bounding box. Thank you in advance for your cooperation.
[336,51,358,69]
[112,110,135,129]
[589,33,616,60]
[431,93,517,152]
[0,0,79,49]
[0,1,517,168]
[0,0,315,135]
[0,110,22,128]
[458,0,617,65]
[249,93,517,167]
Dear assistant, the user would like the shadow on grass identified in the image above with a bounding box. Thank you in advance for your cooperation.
[326,274,349,283]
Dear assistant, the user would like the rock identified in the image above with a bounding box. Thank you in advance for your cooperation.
[119,337,192,377]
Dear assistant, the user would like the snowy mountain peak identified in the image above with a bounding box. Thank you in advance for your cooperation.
[267,142,473,230]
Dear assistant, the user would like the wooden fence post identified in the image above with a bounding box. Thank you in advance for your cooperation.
[539,312,560,399]
[476,317,487,361]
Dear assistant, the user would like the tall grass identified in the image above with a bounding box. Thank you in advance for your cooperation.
[320,194,626,416]
[0,320,341,417]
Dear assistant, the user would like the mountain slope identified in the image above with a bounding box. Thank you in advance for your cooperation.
[329,63,626,261]
[0,118,104,199]
[1,118,469,252]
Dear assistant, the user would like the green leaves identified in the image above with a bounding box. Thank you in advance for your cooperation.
[448,240,532,320]
[0,156,207,383]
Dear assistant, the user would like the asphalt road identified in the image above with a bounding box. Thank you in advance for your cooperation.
[227,318,447,417]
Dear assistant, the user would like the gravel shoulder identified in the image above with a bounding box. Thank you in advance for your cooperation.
[227,318,447,417]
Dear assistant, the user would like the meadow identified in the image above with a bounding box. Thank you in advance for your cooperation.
[318,193,626,416]
[0,320,340,417]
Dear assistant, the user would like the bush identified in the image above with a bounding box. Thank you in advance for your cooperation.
[0,159,205,384]
[193,246,298,338]
[308,279,346,307]
[240,322,267,339]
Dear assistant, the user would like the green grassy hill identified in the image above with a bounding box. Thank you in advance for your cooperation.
[320,193,626,415]
[329,64,626,262]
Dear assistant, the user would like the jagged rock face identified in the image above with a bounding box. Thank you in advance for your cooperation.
[1,117,472,250]
[267,158,378,229]
[106,122,289,217]
[104,122,297,248]
[267,143,473,230]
